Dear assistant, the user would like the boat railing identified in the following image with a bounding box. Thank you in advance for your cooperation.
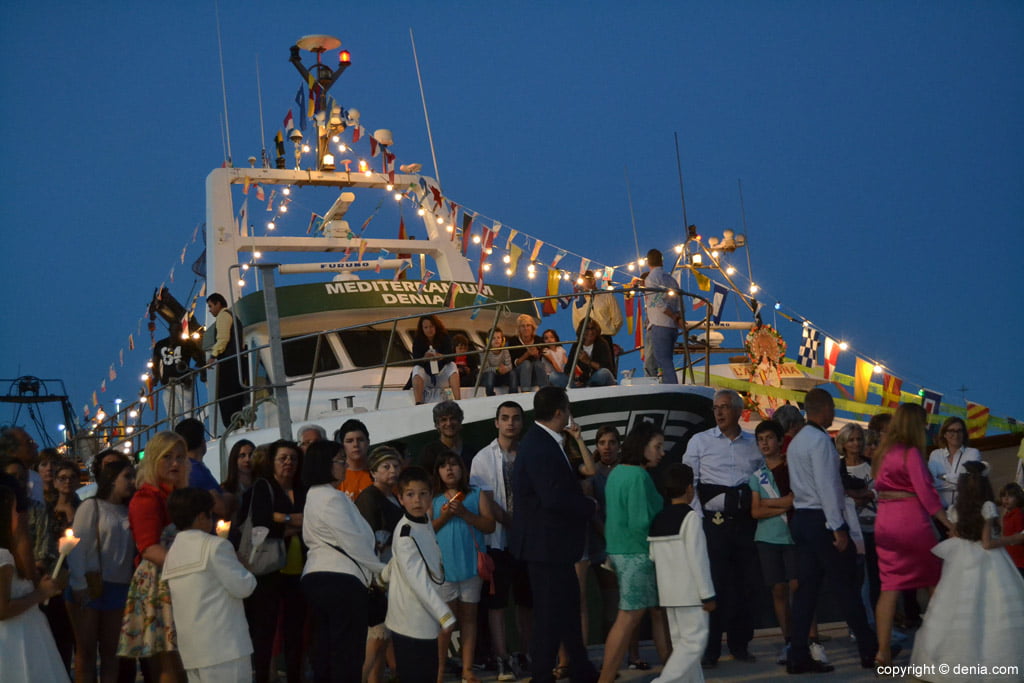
[89,281,711,457]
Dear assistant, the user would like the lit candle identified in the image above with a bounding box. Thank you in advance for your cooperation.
[53,528,80,578]
[216,520,231,539]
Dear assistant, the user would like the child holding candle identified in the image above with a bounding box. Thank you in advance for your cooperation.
[0,485,71,681]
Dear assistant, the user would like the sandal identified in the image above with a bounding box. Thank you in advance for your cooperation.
[462,673,482,683]
[628,660,650,670]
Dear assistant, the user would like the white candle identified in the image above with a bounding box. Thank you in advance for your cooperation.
[53,528,80,577]
[216,520,231,539]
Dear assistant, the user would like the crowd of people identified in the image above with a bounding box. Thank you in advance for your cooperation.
[3,382,1024,683]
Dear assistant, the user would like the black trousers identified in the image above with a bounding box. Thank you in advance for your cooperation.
[393,632,438,683]
[301,572,368,683]
[790,509,877,666]
[245,572,307,683]
[527,561,597,683]
[702,514,761,660]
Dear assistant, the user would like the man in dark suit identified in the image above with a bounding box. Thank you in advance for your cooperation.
[509,387,598,683]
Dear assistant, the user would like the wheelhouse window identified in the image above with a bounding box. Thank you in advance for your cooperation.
[338,329,412,368]
[282,334,341,377]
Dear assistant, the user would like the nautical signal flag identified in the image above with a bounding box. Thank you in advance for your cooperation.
[966,401,990,439]
[625,293,635,335]
[445,282,461,309]
[854,358,873,403]
[295,86,306,130]
[823,337,840,380]
[543,268,561,317]
[798,327,821,368]
[284,110,294,132]
[711,283,729,324]
[461,212,474,254]
[882,373,903,409]
[920,389,943,415]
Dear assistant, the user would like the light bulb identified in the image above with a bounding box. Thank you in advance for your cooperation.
[128,410,138,418]
[394,193,402,201]
[628,263,635,271]
[436,216,444,224]
[266,222,275,230]
[301,144,310,153]
[180,331,189,340]
[446,224,454,233]
[674,245,684,254]
[279,204,288,213]
[502,254,511,264]
[505,268,513,276]
[146,360,154,368]
[483,263,491,271]
[839,341,849,351]
[749,283,759,294]
[332,135,340,143]
[386,184,394,191]
[140,373,149,381]
[873,364,883,374]
[726,266,736,275]
[472,235,481,244]
[237,279,246,287]
[282,187,291,196]
[254,251,262,259]
[241,263,250,271]
[417,208,426,216]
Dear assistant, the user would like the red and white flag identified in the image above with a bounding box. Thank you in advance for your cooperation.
[823,337,840,380]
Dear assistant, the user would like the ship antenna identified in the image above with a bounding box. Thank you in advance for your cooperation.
[624,166,641,262]
[674,132,689,230]
[409,28,442,188]
[214,0,233,166]
[738,179,754,288]
[255,55,269,167]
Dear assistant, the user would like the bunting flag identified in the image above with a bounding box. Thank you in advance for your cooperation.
[579,258,590,276]
[83,404,90,418]
[480,226,495,253]
[505,229,518,250]
[530,240,544,263]
[274,130,285,160]
[92,391,98,407]
[119,349,124,367]
[635,296,644,360]
[168,265,175,283]
[508,244,523,274]
[882,373,903,409]
[551,250,566,268]
[307,213,323,235]
[854,358,873,403]
[445,282,461,308]
[711,283,729,324]
[100,380,106,393]
[357,239,368,261]
[461,212,474,254]
[284,109,294,132]
[255,184,265,202]
[603,266,614,283]
[109,364,117,381]
[370,137,379,157]
[243,177,252,194]
[823,336,840,380]
[469,292,489,320]
[920,389,943,415]
[694,270,711,291]
[238,198,249,235]
[266,189,277,210]
[199,282,206,298]
[398,215,408,241]
[490,222,502,243]
[543,268,560,316]
[295,86,306,130]
[798,327,821,368]
[966,401,990,439]
[179,245,187,264]
[128,333,135,351]
[191,222,201,243]
[625,293,635,335]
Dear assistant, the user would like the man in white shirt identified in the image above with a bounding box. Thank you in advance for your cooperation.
[787,388,877,674]
[682,390,762,668]
[470,401,532,681]
[642,249,682,384]
[572,270,623,374]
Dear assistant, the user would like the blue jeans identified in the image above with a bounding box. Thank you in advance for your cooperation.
[481,369,518,396]
[516,358,548,390]
[575,368,615,387]
[648,325,678,383]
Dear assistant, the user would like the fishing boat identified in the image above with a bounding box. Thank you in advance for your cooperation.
[87,33,1015,476]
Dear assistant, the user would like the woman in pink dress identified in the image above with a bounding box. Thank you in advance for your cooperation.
[871,403,952,666]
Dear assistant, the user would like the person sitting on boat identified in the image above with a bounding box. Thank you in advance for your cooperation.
[540,328,569,388]
[571,270,623,375]
[567,321,617,388]
[509,314,547,392]
[452,333,480,390]
[411,315,461,404]
[479,327,518,397]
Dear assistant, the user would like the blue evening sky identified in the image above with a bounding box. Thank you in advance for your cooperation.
[2,1,1021,435]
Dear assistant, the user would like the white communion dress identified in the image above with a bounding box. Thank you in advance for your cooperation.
[0,548,71,682]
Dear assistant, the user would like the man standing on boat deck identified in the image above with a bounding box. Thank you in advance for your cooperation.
[572,270,623,375]
[642,249,682,384]
[153,321,205,424]
[418,400,482,473]
[206,293,247,428]
[682,389,762,668]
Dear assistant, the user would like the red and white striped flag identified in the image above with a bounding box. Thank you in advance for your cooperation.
[823,337,840,380]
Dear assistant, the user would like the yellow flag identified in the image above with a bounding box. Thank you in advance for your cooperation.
[854,358,873,403]
[509,244,523,273]
[694,270,711,291]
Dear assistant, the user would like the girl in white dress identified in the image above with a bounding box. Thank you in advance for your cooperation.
[0,485,71,682]
[911,462,1024,681]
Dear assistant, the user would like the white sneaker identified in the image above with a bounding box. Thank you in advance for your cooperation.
[809,642,829,664]
[777,644,790,665]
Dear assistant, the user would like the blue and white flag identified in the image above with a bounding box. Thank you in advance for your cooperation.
[798,327,821,368]
[295,86,307,131]
[921,389,944,415]
[711,283,729,324]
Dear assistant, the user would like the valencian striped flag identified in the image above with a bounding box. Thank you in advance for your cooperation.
[823,337,840,380]
[966,401,990,439]
[882,373,903,409]
[920,389,943,415]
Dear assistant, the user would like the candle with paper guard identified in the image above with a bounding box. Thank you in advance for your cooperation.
[53,528,80,577]
[216,520,231,538]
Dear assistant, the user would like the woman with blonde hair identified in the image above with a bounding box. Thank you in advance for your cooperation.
[118,431,190,682]
[870,404,952,667]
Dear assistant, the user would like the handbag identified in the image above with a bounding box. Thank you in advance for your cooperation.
[235,479,287,576]
[472,533,495,594]
[85,499,104,600]
[327,540,387,627]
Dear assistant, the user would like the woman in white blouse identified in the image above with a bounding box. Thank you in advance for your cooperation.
[927,417,981,508]
[68,459,137,683]
[301,440,385,683]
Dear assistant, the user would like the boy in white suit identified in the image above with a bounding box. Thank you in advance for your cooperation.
[163,488,257,683]
[648,464,716,683]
